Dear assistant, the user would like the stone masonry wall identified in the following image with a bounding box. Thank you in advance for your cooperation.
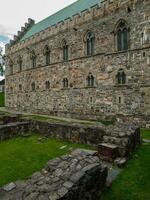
[5,0,150,119]
[0,150,108,200]
[29,120,141,157]
[30,120,105,145]
[0,122,30,141]
[0,114,141,158]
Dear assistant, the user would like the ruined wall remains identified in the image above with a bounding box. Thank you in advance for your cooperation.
[0,149,107,200]
[0,122,30,141]
[0,112,141,158]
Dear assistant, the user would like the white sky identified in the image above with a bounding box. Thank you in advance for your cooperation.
[0,0,76,39]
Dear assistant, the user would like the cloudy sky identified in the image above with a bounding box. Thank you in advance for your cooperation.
[0,0,76,80]
[0,0,76,44]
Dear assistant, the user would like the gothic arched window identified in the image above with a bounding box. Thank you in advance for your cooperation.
[19,84,22,92]
[18,56,23,71]
[45,81,50,89]
[10,87,13,93]
[31,82,36,91]
[30,51,36,68]
[8,59,14,75]
[86,73,94,87]
[62,40,68,61]
[116,69,126,85]
[10,63,13,75]
[63,78,69,88]
[87,32,94,56]
[116,20,129,51]
[44,45,50,65]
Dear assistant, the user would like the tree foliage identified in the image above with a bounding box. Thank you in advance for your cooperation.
[0,47,5,76]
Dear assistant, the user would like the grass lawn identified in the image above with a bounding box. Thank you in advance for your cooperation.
[101,129,150,200]
[0,92,5,107]
[141,128,150,140]
[0,134,91,187]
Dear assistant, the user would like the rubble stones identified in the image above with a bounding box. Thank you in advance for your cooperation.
[3,182,16,192]
[0,150,108,200]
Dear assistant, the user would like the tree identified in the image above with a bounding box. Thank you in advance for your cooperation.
[0,47,5,76]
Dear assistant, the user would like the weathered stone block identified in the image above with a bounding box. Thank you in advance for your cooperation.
[98,143,118,161]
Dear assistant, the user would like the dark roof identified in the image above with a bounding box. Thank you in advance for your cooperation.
[0,79,5,85]
[21,0,102,41]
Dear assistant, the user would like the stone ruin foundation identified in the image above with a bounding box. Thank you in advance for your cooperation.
[0,113,141,161]
[0,149,107,200]
[0,113,142,199]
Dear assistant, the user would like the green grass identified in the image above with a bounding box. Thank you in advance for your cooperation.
[101,129,150,200]
[0,134,91,187]
[0,92,5,107]
[141,128,150,140]
[99,120,116,126]
[22,114,51,121]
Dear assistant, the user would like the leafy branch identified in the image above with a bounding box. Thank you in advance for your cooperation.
[0,47,5,76]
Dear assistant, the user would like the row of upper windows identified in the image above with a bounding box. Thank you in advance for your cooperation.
[8,19,129,74]
[8,69,127,93]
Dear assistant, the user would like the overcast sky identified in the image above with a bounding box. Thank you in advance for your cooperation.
[0,0,76,42]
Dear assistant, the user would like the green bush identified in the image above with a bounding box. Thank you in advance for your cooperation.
[0,92,5,107]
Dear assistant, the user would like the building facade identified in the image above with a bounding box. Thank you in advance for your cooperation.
[5,0,150,119]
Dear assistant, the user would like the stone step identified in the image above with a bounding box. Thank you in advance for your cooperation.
[98,143,119,162]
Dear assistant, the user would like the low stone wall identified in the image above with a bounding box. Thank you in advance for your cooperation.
[0,149,108,200]
[0,113,21,125]
[0,122,30,141]
[0,118,141,159]
[30,120,105,145]
[29,120,141,157]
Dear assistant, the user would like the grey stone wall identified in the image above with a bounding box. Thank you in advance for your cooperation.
[0,122,30,141]
[29,120,141,157]
[5,0,150,118]
[30,120,105,145]
[0,150,108,200]
[0,115,141,158]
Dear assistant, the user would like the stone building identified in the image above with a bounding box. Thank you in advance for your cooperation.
[5,0,150,119]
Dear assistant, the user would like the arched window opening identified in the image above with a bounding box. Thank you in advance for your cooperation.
[44,45,50,65]
[18,56,23,71]
[127,7,131,13]
[62,40,68,61]
[119,96,121,104]
[30,51,36,68]
[141,32,144,44]
[19,84,22,92]
[10,64,13,75]
[45,81,50,89]
[87,32,94,56]
[86,73,95,87]
[117,20,129,51]
[31,82,36,91]
[89,96,93,104]
[63,78,69,88]
[9,59,14,75]
[10,87,13,93]
[116,69,126,85]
